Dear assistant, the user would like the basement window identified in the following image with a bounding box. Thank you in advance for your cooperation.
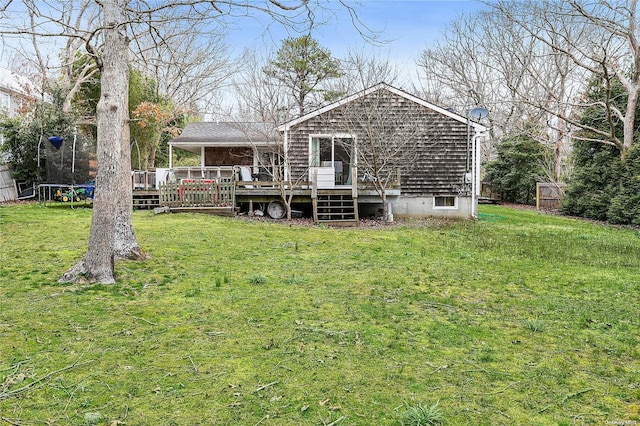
[434,196,457,209]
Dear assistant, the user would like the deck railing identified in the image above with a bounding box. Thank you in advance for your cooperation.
[159,178,235,207]
[171,166,235,181]
[132,170,156,190]
[132,167,236,191]
[142,165,401,197]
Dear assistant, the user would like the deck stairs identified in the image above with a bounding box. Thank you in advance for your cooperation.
[314,190,359,226]
[133,190,160,209]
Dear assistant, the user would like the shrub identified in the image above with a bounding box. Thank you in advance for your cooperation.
[399,401,443,426]
[249,274,267,285]
[484,134,549,205]
[561,141,622,221]
[608,142,640,225]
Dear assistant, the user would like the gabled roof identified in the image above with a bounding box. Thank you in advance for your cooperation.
[169,122,277,154]
[276,82,488,133]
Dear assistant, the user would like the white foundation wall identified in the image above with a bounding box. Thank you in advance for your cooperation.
[390,196,474,219]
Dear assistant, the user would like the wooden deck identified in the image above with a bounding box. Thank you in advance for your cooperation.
[134,170,397,224]
[133,190,160,209]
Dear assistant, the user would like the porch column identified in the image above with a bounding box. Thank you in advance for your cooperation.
[169,144,173,168]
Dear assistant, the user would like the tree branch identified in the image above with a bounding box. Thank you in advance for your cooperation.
[0,358,94,401]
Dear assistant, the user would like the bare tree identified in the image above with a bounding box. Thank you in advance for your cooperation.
[493,0,640,155]
[133,20,234,114]
[232,48,308,219]
[57,0,102,114]
[425,1,640,161]
[417,8,581,179]
[336,86,424,222]
[233,48,292,124]
[331,50,401,93]
[1,0,144,272]
[2,0,374,283]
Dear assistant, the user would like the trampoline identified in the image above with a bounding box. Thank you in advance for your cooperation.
[38,182,95,207]
[36,127,96,207]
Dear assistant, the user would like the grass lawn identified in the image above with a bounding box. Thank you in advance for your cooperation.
[0,203,639,425]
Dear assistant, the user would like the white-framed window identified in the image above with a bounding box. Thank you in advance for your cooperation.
[434,196,458,209]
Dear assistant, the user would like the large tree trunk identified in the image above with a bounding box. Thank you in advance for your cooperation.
[623,84,639,155]
[115,106,147,260]
[380,188,388,223]
[60,0,129,284]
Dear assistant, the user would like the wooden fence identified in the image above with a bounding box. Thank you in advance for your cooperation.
[536,183,566,210]
[0,164,17,202]
[159,178,235,208]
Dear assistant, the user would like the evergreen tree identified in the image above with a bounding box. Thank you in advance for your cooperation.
[263,35,341,116]
[608,143,640,225]
[561,141,622,220]
[76,65,188,170]
[484,133,549,205]
[0,115,44,184]
[561,74,638,222]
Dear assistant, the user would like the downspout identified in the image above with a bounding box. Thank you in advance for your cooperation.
[471,132,476,219]
[471,131,484,218]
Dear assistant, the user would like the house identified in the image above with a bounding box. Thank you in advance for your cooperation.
[0,66,38,118]
[1,67,39,201]
[165,83,488,222]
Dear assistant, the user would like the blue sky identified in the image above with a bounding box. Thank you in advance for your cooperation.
[0,0,487,91]
[227,0,487,84]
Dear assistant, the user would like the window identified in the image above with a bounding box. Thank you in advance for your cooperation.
[0,92,10,113]
[434,196,457,209]
[310,136,332,167]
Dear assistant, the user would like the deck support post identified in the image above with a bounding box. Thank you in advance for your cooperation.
[311,169,318,224]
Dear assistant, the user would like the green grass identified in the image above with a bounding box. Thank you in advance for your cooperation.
[1,203,639,425]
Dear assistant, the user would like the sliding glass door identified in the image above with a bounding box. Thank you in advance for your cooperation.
[310,135,355,186]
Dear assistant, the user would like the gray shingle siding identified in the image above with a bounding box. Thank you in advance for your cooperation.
[284,88,472,197]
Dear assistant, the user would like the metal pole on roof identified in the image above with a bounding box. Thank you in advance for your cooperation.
[466,112,471,173]
[72,127,77,177]
[37,133,43,169]
[130,138,141,171]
